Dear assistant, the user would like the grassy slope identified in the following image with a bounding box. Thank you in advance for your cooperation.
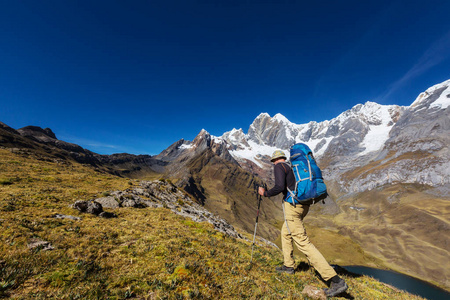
[0,148,425,299]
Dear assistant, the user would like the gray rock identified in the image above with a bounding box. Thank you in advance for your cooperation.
[52,214,81,220]
[247,113,298,149]
[73,200,103,215]
[28,239,54,251]
[88,201,103,215]
[121,198,142,208]
[73,200,88,212]
[75,180,245,240]
[95,196,120,208]
[141,200,162,208]
[302,285,327,300]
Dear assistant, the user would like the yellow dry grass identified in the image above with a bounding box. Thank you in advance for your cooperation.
[0,148,426,299]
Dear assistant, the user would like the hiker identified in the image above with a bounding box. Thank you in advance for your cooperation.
[258,149,348,297]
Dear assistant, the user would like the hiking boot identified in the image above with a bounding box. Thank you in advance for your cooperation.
[275,265,295,274]
[324,277,348,297]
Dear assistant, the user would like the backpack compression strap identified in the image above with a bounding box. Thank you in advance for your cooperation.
[286,155,314,206]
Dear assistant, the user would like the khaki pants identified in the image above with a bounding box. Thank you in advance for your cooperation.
[281,202,337,281]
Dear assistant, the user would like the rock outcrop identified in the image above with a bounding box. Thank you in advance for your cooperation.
[80,180,243,239]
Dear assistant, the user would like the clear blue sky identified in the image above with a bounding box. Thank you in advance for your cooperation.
[1,0,449,155]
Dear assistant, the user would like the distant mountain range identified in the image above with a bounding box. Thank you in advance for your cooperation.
[171,79,449,195]
[0,122,166,178]
[1,78,449,289]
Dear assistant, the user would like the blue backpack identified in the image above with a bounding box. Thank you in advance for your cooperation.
[285,143,328,205]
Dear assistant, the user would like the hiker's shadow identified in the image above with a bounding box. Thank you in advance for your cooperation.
[331,264,363,279]
[335,292,354,299]
[296,263,360,299]
[295,262,311,272]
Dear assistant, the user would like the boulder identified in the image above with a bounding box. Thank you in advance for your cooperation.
[95,196,120,208]
[73,200,103,215]
[301,285,327,300]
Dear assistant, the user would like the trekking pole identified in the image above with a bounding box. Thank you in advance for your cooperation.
[250,183,265,264]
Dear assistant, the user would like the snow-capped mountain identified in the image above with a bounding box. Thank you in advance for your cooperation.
[222,101,405,167]
[165,79,450,193]
[342,79,450,192]
[178,101,405,173]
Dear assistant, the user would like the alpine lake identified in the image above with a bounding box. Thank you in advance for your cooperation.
[343,266,450,300]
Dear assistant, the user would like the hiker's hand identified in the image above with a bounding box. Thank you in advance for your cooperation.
[258,187,265,196]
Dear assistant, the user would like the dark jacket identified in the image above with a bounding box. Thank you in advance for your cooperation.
[264,162,296,199]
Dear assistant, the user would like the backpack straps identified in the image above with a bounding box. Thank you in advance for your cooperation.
[306,156,312,180]
[278,162,298,208]
[279,162,290,173]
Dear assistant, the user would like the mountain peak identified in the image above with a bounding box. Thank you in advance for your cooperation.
[192,128,227,151]
[17,126,58,142]
[198,129,210,136]
[221,128,248,150]
[255,112,270,120]
[424,78,450,93]
[193,129,211,143]
[411,78,450,109]
[273,113,290,123]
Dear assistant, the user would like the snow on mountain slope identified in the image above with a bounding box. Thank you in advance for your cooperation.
[220,101,404,165]
[337,79,450,192]
[228,140,283,168]
[357,102,403,156]
[164,79,449,189]
[411,79,450,109]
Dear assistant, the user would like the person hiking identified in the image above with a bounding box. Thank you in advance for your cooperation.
[258,150,348,297]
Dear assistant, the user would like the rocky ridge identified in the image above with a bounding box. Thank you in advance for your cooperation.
[0,123,164,177]
[76,180,243,239]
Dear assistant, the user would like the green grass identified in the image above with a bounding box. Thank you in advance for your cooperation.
[0,148,426,299]
[1,207,426,299]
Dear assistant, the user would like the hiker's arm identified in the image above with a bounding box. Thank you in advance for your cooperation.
[258,187,265,196]
[264,165,286,197]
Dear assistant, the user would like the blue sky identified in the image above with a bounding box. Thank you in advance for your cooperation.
[1,0,449,155]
